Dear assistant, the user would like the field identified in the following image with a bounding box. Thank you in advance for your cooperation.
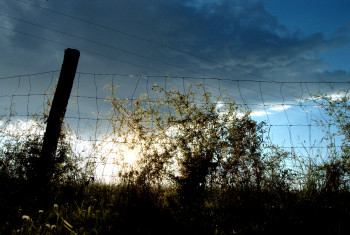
[1,178,350,235]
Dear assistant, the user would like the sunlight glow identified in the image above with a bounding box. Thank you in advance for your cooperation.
[0,119,142,184]
[123,148,138,165]
[84,139,141,183]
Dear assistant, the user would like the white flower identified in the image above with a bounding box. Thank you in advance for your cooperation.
[53,204,59,209]
[22,215,30,220]
[51,225,57,229]
[38,210,44,213]
[45,224,51,229]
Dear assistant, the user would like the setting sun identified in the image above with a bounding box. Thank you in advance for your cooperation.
[123,148,138,165]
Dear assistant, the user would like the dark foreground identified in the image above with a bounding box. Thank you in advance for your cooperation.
[1,180,350,235]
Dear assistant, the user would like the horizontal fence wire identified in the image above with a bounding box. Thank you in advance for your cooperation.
[0,71,349,182]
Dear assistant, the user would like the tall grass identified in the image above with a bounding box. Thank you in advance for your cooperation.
[2,181,349,234]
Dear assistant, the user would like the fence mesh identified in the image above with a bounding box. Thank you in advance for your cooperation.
[0,70,349,183]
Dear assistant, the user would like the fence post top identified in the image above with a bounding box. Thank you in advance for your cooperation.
[65,48,80,56]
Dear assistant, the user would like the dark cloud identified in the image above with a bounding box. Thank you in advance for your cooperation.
[0,0,349,100]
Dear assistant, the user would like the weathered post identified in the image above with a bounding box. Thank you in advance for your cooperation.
[38,48,80,202]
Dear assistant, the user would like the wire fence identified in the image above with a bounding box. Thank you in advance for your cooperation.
[1,70,349,182]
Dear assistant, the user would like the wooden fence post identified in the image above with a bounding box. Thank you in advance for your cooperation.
[39,48,80,198]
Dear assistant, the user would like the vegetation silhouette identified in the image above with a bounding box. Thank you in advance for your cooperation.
[0,85,350,234]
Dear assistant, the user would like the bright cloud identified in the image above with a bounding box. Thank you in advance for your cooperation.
[250,110,272,117]
[269,105,292,112]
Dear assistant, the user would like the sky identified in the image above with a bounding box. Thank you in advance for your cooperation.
[1,0,350,176]
[0,0,349,77]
